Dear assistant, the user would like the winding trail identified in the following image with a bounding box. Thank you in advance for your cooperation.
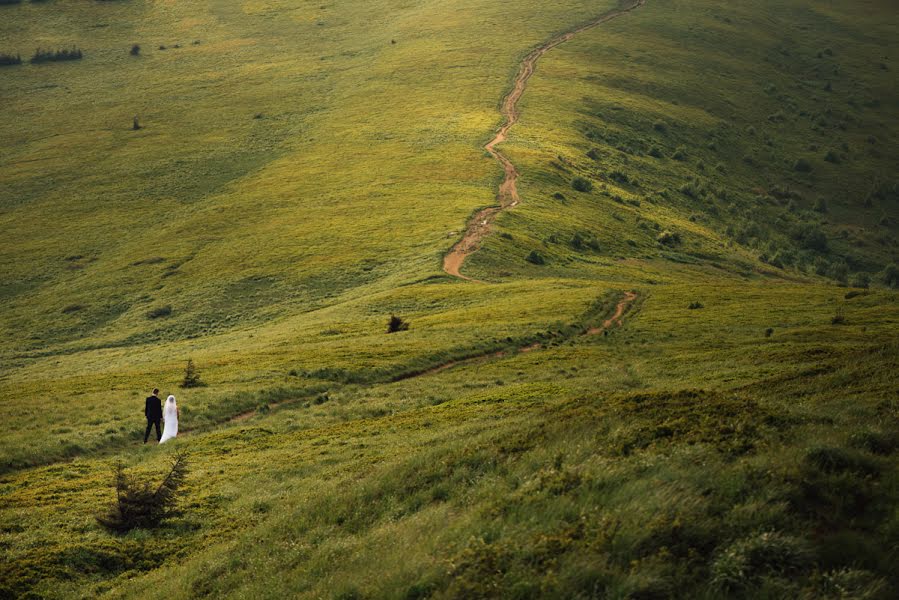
[443,0,645,280]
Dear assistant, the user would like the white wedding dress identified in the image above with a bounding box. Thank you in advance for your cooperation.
[159,395,179,443]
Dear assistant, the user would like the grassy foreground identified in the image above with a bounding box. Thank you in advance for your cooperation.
[1,0,897,598]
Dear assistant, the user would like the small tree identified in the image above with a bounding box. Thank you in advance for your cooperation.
[387,315,409,333]
[130,44,141,56]
[97,452,188,533]
[181,358,204,388]
[133,116,141,131]
[525,250,545,265]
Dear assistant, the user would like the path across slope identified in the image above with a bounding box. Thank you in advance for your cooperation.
[443,0,646,280]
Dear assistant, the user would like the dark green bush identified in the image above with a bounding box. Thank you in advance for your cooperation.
[711,532,814,591]
[525,250,545,265]
[657,230,681,246]
[880,263,898,288]
[793,158,812,172]
[31,47,83,63]
[571,177,593,193]
[147,305,172,319]
[130,44,140,56]
[648,146,663,158]
[0,53,22,66]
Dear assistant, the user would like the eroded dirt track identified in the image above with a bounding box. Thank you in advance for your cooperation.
[443,0,646,280]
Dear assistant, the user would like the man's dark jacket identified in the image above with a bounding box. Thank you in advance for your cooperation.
[145,395,163,420]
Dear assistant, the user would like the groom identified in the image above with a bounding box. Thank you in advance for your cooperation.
[144,388,163,443]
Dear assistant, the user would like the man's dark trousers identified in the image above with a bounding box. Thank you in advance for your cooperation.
[144,418,161,443]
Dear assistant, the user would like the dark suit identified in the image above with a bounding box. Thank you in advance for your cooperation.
[144,395,163,443]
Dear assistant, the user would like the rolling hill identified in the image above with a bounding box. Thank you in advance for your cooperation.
[1,0,897,598]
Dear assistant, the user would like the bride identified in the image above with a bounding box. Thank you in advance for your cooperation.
[159,395,179,443]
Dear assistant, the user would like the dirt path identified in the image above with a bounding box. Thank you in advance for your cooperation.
[443,0,646,280]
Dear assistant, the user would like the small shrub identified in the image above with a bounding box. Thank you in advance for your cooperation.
[688,301,703,309]
[814,197,828,213]
[831,306,846,325]
[525,250,545,265]
[552,192,566,201]
[62,304,85,314]
[181,358,205,388]
[652,120,667,133]
[657,230,681,246]
[672,146,687,161]
[586,148,599,160]
[31,46,83,63]
[764,327,774,337]
[0,53,22,66]
[146,305,171,319]
[571,176,593,193]
[711,531,814,591]
[793,158,812,172]
[132,116,141,131]
[851,272,870,289]
[386,315,409,333]
[824,149,840,163]
[849,430,897,456]
[648,146,663,158]
[805,446,878,475]
[96,452,188,533]
[609,170,629,184]
[880,263,899,288]
[130,44,140,56]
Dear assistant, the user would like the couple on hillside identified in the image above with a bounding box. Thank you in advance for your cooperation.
[144,388,179,444]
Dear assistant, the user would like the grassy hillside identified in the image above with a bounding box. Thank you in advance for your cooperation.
[1,0,897,598]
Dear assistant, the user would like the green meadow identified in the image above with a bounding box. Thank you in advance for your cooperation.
[1,0,897,598]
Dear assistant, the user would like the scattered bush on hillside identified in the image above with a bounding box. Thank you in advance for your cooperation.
[765,328,774,337]
[569,232,600,252]
[711,532,814,591]
[792,223,828,252]
[657,230,681,246]
[586,148,599,160]
[688,302,704,310]
[851,273,870,289]
[0,53,22,66]
[525,250,545,265]
[146,305,171,319]
[609,170,629,184]
[386,315,409,333]
[132,116,141,130]
[648,146,663,158]
[880,263,899,288]
[831,306,846,325]
[824,150,840,164]
[181,358,205,388]
[62,304,85,314]
[672,146,687,161]
[96,452,188,533]
[130,44,140,56]
[31,47,83,63]
[813,197,828,213]
[793,158,812,172]
[552,192,566,201]
[828,262,849,286]
[653,120,667,133]
[571,176,592,193]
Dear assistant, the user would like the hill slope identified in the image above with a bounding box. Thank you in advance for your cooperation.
[1,0,898,598]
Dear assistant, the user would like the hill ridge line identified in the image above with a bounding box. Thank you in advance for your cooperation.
[443,0,647,280]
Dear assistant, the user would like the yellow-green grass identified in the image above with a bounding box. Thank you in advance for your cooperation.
[1,0,898,597]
